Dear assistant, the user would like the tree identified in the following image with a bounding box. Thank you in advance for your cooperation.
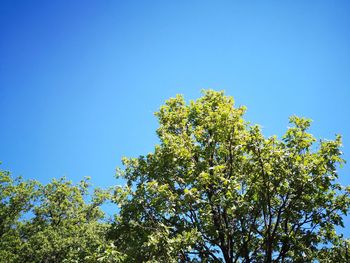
[0,168,37,262]
[0,170,120,263]
[16,177,112,263]
[317,239,350,262]
[110,90,350,262]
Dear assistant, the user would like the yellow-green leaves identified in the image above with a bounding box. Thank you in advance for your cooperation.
[283,116,317,151]
[111,90,350,262]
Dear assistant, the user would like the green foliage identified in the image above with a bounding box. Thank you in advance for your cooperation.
[0,169,37,262]
[0,171,116,263]
[110,90,350,262]
[17,177,109,263]
[1,90,349,262]
[317,238,350,262]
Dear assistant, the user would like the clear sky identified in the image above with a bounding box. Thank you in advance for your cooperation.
[1,0,350,232]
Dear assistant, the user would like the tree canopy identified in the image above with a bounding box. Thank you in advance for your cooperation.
[1,90,349,262]
[0,171,122,263]
[110,90,350,262]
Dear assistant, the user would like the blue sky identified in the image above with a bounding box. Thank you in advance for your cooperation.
[1,0,350,232]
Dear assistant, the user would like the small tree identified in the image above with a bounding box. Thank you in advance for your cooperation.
[110,90,350,262]
[0,169,37,262]
[0,171,115,263]
[17,177,109,263]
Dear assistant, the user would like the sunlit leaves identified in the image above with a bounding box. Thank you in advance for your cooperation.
[111,90,350,262]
